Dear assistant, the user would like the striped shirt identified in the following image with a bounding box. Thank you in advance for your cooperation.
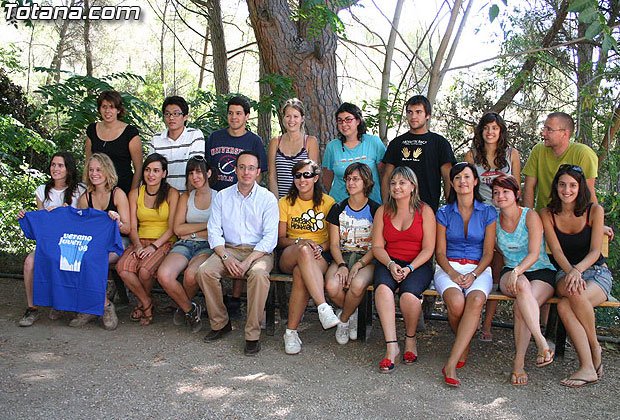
[274,135,309,198]
[149,127,205,192]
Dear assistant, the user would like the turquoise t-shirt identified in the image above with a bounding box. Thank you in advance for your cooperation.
[322,133,386,204]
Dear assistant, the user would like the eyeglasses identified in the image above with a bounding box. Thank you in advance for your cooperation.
[294,171,317,179]
[237,165,258,172]
[164,111,185,118]
[559,164,583,173]
[344,176,362,183]
[336,117,356,125]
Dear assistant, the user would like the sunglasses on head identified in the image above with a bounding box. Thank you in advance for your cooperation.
[294,171,317,179]
[190,155,206,161]
[559,164,583,173]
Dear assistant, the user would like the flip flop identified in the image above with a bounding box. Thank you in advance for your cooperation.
[511,370,528,386]
[536,349,554,367]
[560,378,598,387]
[479,330,493,342]
[596,363,603,380]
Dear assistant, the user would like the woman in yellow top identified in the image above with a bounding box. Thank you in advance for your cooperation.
[279,159,337,354]
[117,153,179,325]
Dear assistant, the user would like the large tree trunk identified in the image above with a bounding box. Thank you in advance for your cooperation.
[378,0,405,142]
[490,1,569,114]
[246,0,343,156]
[575,21,595,146]
[205,0,229,95]
[83,0,93,77]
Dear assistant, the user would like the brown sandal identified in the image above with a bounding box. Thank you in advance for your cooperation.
[130,304,144,322]
[140,302,154,326]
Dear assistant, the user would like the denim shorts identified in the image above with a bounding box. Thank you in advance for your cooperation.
[556,264,613,298]
[170,239,212,261]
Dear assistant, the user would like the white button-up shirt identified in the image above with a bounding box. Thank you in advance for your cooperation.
[149,127,205,192]
[208,182,278,254]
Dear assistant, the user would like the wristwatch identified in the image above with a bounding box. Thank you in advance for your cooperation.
[221,253,230,261]
[295,238,302,245]
[190,232,196,239]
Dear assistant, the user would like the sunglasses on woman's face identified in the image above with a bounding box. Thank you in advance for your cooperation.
[294,171,317,179]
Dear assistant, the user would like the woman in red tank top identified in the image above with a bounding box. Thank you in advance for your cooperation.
[372,166,436,373]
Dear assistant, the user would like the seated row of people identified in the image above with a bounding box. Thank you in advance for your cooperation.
[18,147,611,387]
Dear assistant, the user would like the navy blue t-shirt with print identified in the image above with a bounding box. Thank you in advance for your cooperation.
[205,128,268,191]
[19,206,123,315]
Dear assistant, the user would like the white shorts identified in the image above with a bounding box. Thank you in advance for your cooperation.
[433,261,493,298]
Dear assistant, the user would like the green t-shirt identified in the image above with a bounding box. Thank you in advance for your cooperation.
[522,142,597,211]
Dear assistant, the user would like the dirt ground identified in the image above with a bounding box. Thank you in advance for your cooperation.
[1,277,619,420]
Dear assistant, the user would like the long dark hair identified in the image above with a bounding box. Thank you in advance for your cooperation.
[286,159,323,209]
[547,165,590,217]
[141,153,170,210]
[472,112,509,170]
[45,151,80,206]
[335,103,367,144]
[446,162,484,204]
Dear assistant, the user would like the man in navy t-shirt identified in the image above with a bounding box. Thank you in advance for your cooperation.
[19,206,123,316]
[205,96,268,191]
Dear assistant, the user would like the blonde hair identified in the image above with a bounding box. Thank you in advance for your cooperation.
[281,98,306,134]
[83,153,118,192]
[385,166,421,215]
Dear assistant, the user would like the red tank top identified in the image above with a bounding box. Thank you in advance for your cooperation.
[383,207,424,261]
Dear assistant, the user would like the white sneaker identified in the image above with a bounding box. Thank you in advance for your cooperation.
[335,320,350,345]
[283,329,302,354]
[318,303,340,329]
[349,308,359,341]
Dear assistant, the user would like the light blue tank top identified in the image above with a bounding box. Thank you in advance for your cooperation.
[496,207,555,271]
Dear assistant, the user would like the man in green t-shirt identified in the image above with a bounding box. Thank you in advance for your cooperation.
[522,112,598,211]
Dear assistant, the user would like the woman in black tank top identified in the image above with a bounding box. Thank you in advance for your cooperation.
[541,164,608,387]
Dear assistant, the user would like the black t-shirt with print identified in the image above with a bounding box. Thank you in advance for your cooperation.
[382,131,455,212]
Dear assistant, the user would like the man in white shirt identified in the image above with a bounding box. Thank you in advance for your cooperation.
[149,96,205,192]
[197,151,279,355]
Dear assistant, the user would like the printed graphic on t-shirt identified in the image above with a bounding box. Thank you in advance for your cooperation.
[58,233,92,272]
[217,154,237,184]
[401,146,423,161]
[291,209,326,232]
[339,208,373,252]
[479,169,503,189]
[336,155,368,167]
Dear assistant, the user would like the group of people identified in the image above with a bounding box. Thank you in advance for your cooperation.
[18,91,613,387]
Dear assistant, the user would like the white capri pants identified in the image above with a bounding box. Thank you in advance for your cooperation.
[433,261,493,298]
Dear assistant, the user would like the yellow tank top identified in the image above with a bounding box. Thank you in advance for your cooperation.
[137,186,172,239]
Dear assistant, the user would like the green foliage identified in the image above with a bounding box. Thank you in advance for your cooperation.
[0,43,26,73]
[257,73,296,118]
[569,0,618,54]
[361,82,406,138]
[291,0,360,39]
[0,115,55,166]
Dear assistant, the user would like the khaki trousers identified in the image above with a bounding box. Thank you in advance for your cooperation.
[197,245,273,341]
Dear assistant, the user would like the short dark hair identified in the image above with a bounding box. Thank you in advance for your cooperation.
[236,150,260,166]
[547,112,574,135]
[97,90,125,119]
[405,95,431,116]
[162,96,189,116]
[344,162,374,197]
[491,174,520,201]
[228,96,251,115]
[547,165,590,216]
[447,162,484,204]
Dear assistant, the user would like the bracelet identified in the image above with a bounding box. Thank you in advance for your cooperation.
[470,271,477,279]
[338,262,348,268]
[317,245,323,252]
[387,260,395,270]
[150,243,159,251]
[295,237,302,245]
[358,259,366,268]
[118,221,124,227]
[406,264,414,272]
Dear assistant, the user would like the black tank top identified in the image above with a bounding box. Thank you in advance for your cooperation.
[550,204,605,268]
[87,187,118,212]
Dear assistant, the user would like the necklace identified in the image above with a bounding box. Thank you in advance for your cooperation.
[145,187,160,196]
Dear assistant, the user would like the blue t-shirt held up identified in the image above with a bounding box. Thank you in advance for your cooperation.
[436,200,496,262]
[19,206,124,315]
